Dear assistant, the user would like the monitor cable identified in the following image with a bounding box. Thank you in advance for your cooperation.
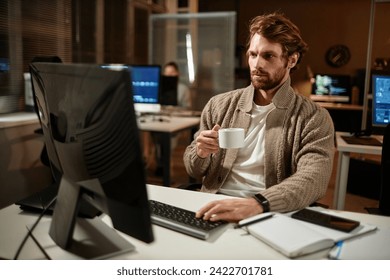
[13,195,57,260]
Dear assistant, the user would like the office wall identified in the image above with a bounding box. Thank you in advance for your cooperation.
[199,0,383,96]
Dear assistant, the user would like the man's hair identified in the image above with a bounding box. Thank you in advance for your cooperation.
[247,12,308,72]
[164,61,179,72]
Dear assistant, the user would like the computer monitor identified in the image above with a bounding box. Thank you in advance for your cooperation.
[160,75,178,106]
[372,74,390,128]
[0,57,9,72]
[101,64,161,113]
[310,74,351,103]
[29,62,154,259]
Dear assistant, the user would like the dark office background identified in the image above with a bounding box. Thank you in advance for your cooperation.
[1,0,389,113]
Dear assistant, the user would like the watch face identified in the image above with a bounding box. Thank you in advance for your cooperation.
[325,45,351,68]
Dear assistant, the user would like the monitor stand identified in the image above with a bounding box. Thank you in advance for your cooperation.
[29,216,135,259]
[27,176,136,259]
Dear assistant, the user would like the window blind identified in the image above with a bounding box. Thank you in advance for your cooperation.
[0,0,71,113]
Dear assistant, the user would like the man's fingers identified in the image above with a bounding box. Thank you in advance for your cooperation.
[195,201,218,218]
[212,124,220,132]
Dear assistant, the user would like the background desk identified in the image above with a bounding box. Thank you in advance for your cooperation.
[0,112,52,209]
[0,112,39,129]
[334,132,383,210]
[317,103,363,132]
[138,116,200,186]
[1,184,390,260]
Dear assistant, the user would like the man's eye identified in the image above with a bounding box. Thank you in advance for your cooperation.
[264,53,275,59]
[249,52,257,58]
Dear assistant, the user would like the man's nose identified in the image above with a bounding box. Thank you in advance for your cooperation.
[252,56,264,69]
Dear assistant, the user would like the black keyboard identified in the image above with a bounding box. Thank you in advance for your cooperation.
[15,185,58,213]
[149,200,227,240]
[15,184,100,218]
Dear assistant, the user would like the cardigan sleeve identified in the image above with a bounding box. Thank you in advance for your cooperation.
[183,98,215,179]
[261,104,335,213]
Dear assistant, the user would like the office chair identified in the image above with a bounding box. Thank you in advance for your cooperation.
[366,123,390,216]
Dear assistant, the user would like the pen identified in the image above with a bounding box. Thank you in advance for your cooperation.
[333,241,344,259]
[234,213,275,229]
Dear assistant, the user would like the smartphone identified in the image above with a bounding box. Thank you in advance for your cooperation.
[291,208,360,232]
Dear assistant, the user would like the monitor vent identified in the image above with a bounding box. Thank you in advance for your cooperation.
[80,84,140,183]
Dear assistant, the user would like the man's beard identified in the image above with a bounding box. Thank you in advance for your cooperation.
[251,67,288,91]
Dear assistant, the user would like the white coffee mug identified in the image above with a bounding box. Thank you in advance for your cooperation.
[218,128,245,149]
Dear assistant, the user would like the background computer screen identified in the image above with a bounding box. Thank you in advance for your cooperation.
[29,62,154,258]
[129,65,161,103]
[101,64,161,113]
[311,74,351,103]
[372,74,390,127]
[0,57,9,72]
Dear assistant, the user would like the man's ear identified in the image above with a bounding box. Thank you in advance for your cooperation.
[288,52,299,69]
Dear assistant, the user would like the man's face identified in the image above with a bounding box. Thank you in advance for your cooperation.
[247,33,290,92]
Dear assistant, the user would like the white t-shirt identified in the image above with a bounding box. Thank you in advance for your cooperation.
[219,102,275,197]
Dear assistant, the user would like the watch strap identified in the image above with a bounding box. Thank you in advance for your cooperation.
[253,193,270,213]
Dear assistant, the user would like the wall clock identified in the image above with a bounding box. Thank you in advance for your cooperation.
[325,45,351,68]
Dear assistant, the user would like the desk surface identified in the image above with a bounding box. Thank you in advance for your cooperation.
[336,132,383,155]
[0,112,200,133]
[138,115,200,133]
[316,103,363,111]
[333,132,383,210]
[1,184,389,260]
[0,112,39,129]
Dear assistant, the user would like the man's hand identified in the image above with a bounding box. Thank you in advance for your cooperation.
[195,197,263,223]
[196,124,220,158]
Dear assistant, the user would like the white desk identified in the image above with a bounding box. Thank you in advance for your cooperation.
[317,102,363,111]
[0,112,199,187]
[334,132,383,210]
[138,116,200,186]
[0,112,50,209]
[1,184,390,260]
[0,112,39,128]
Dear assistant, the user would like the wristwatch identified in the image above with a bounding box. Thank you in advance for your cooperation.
[253,193,270,213]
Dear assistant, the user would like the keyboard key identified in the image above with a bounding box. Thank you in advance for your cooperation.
[149,200,227,240]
